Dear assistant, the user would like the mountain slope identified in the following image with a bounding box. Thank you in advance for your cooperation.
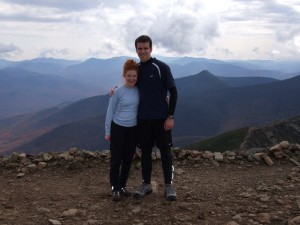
[240,115,300,149]
[217,76,277,87]
[0,68,100,117]
[185,114,300,152]
[14,115,108,154]
[175,70,229,96]
[0,95,109,152]
[184,127,249,152]
[61,57,133,89]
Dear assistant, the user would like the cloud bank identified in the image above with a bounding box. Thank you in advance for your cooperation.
[0,0,299,60]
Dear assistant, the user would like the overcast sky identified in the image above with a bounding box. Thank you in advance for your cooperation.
[0,0,300,61]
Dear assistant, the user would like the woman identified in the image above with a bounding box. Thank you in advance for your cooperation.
[104,59,139,202]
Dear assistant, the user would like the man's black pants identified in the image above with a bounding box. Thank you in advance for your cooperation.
[137,119,173,185]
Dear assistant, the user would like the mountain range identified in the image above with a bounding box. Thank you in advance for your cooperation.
[1,66,300,155]
[1,56,299,118]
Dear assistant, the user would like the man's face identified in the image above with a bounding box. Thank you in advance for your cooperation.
[136,42,152,62]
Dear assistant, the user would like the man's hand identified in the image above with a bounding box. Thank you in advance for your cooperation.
[164,118,174,131]
[109,86,118,96]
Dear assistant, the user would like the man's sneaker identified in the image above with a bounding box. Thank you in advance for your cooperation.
[112,191,121,202]
[120,187,131,197]
[165,184,176,201]
[133,183,153,198]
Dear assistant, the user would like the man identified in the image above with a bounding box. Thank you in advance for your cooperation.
[133,35,178,201]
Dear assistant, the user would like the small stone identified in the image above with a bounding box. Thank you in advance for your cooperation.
[38,162,47,169]
[86,219,100,225]
[16,172,26,178]
[48,219,62,225]
[226,221,239,225]
[37,207,51,213]
[288,216,300,225]
[62,208,79,217]
[151,181,158,193]
[257,213,271,224]
[132,206,142,214]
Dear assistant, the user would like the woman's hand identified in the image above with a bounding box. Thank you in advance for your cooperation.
[105,135,111,142]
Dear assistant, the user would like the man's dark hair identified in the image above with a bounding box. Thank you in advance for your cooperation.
[135,35,152,49]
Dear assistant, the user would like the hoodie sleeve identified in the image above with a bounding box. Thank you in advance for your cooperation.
[104,92,119,135]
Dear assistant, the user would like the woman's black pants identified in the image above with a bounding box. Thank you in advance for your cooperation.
[109,121,137,191]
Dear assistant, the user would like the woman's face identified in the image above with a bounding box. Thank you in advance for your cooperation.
[124,69,138,87]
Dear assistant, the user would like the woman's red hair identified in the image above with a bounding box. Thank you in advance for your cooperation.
[123,59,138,76]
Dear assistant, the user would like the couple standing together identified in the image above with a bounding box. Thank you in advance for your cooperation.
[105,35,178,202]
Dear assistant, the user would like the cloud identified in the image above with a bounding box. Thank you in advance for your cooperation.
[0,0,140,24]
[0,0,300,60]
[227,1,300,35]
[38,48,69,58]
[0,0,139,12]
[152,13,220,55]
[218,48,234,56]
[0,1,73,23]
[0,43,23,57]
[276,25,300,42]
[295,36,300,47]
[122,2,220,56]
[87,41,121,58]
[252,47,260,55]
[265,49,281,58]
[260,1,300,42]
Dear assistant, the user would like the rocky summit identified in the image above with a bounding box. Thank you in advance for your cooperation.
[0,141,300,225]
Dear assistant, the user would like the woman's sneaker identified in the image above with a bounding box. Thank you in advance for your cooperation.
[112,191,121,202]
[133,183,152,198]
[165,184,176,201]
[120,187,131,197]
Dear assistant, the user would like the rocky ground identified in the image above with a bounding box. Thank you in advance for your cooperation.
[0,148,300,225]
